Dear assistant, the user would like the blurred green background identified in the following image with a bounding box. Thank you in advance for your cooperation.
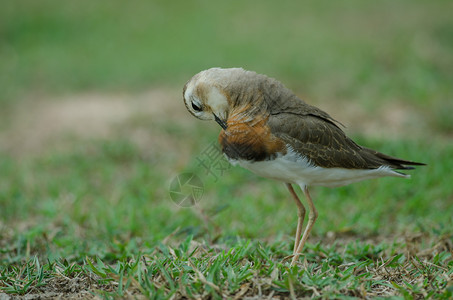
[2,1,452,104]
[0,0,452,260]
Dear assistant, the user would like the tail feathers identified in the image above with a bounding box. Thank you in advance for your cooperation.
[363,147,426,170]
[376,153,425,170]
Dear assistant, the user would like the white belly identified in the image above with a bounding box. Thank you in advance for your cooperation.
[228,148,407,188]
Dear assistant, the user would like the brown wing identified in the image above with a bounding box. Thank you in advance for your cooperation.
[268,112,423,170]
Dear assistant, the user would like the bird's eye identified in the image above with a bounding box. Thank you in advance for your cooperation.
[192,102,202,112]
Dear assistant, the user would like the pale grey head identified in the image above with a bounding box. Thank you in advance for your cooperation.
[183,67,272,129]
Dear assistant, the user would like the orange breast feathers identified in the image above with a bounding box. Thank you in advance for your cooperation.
[218,107,287,161]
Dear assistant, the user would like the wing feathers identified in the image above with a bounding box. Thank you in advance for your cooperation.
[268,112,425,170]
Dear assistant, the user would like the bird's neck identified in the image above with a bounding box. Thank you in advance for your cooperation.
[227,102,269,128]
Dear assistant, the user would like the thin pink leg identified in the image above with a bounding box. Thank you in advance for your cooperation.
[291,186,318,267]
[286,183,306,253]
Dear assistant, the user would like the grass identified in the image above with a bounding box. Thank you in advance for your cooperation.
[0,129,452,298]
[1,0,453,298]
[1,235,452,298]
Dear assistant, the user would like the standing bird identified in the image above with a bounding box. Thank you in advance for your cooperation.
[183,68,424,266]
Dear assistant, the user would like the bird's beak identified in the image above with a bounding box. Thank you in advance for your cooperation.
[214,114,227,130]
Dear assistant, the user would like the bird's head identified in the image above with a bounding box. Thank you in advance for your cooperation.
[183,68,237,130]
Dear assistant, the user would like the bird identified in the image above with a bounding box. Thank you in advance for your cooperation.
[182,67,425,266]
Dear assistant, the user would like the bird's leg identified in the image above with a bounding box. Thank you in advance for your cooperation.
[291,186,318,267]
[286,183,306,254]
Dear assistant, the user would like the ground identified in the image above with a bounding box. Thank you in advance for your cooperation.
[0,90,452,299]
